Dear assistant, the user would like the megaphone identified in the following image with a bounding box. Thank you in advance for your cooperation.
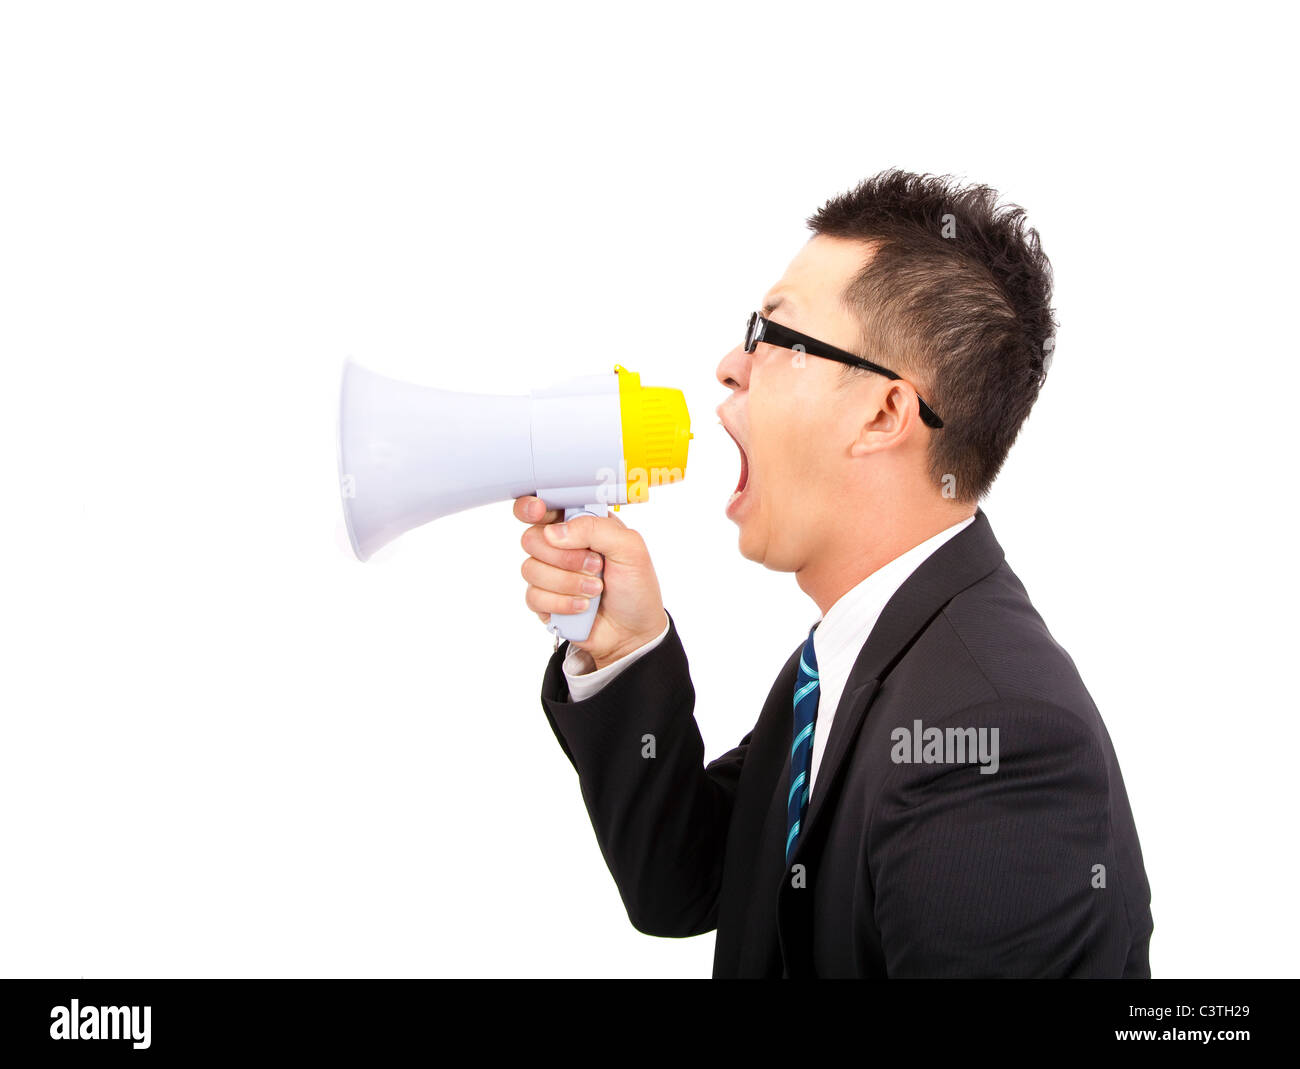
[338,360,692,642]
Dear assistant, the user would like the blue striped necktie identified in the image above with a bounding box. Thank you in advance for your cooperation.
[786,622,820,866]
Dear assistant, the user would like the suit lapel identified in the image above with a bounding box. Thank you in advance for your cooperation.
[792,508,1006,854]
[798,678,879,842]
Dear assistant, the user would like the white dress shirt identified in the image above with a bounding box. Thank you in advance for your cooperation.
[561,514,975,801]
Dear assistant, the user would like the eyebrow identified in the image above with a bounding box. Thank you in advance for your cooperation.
[762,296,785,317]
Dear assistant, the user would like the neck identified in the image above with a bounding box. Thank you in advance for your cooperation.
[796,498,977,616]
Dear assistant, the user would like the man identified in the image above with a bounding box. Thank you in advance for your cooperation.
[516,169,1153,978]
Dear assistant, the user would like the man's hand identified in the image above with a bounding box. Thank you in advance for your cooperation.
[514,496,667,669]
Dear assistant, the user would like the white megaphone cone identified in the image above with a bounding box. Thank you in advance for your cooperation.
[338,360,692,642]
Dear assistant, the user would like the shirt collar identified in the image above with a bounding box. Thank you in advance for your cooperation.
[812,515,976,669]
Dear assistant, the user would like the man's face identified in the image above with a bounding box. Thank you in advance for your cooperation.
[715,234,879,572]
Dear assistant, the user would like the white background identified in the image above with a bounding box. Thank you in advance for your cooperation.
[2,1,1296,978]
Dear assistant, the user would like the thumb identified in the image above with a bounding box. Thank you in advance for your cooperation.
[544,513,640,563]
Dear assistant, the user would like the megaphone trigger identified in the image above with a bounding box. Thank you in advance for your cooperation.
[545,502,609,643]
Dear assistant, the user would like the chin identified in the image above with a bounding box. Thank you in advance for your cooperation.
[734,518,761,563]
[737,521,792,573]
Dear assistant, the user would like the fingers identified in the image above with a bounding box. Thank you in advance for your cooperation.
[525,582,595,617]
[520,543,604,619]
[521,523,605,575]
[521,556,604,600]
[513,496,563,525]
[516,496,626,626]
[542,512,642,563]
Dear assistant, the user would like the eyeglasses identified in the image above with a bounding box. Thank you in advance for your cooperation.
[743,312,944,429]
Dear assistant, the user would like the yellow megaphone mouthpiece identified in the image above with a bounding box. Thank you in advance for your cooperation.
[614,364,693,504]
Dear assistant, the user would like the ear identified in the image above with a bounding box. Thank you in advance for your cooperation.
[849,380,920,457]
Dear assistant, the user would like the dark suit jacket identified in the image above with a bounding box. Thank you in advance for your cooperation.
[539,509,1154,977]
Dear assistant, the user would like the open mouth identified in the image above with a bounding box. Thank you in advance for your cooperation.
[722,423,750,497]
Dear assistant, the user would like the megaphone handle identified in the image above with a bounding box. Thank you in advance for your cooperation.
[546,503,607,643]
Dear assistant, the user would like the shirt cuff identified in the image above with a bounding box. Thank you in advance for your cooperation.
[562,611,671,702]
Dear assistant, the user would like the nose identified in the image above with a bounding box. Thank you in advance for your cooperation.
[715,342,750,391]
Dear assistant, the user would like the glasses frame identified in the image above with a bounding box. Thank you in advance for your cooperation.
[744,312,944,430]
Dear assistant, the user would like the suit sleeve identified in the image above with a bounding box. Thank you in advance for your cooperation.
[868,698,1135,977]
[540,609,748,937]
[562,610,671,702]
